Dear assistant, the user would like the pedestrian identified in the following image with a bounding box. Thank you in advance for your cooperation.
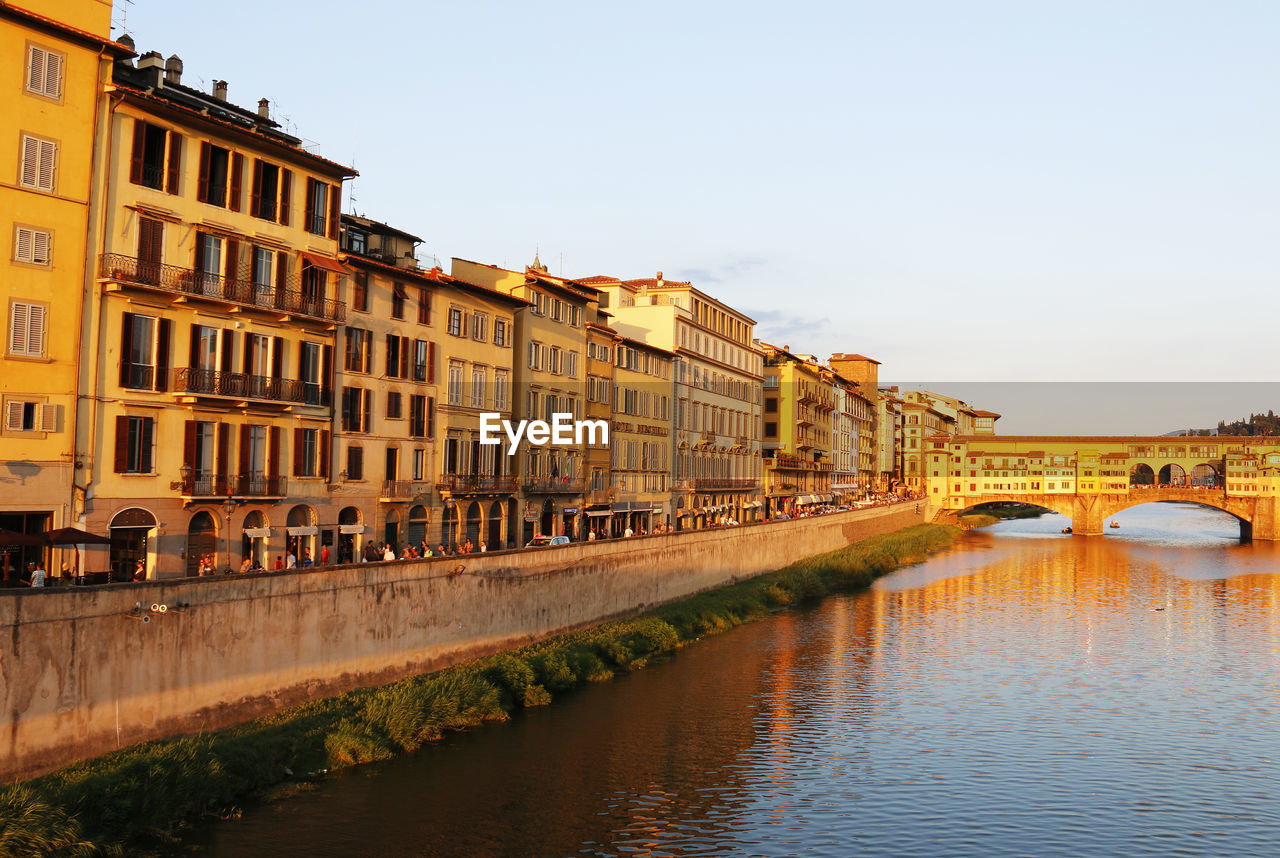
[383,543,396,562]
[624,525,633,538]
[239,556,253,574]
[437,544,446,556]
[302,548,313,567]
[26,561,46,588]
[273,555,284,570]
[286,550,297,570]
[320,544,330,566]
[133,559,146,581]
[479,540,487,552]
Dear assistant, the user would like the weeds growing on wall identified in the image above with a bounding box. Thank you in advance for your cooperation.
[0,523,960,855]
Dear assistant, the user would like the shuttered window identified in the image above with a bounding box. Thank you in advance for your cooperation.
[5,400,56,433]
[13,227,51,265]
[20,135,56,191]
[26,45,63,99]
[8,301,46,357]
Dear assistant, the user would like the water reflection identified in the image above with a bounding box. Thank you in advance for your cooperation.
[199,504,1280,857]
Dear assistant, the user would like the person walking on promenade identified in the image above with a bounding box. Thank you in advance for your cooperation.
[286,549,297,570]
[320,544,330,566]
[25,561,46,588]
[383,543,396,562]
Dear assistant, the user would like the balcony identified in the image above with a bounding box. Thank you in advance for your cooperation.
[693,477,757,490]
[587,487,615,505]
[99,253,346,324]
[174,367,327,406]
[522,477,586,494]
[381,480,432,501]
[173,474,287,498]
[436,474,518,495]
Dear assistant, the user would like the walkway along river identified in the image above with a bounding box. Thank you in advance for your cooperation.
[198,501,1280,856]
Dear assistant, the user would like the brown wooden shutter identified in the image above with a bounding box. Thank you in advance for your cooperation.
[194,231,206,273]
[362,389,371,432]
[129,119,145,184]
[216,423,230,484]
[321,344,332,399]
[183,420,198,473]
[275,251,288,289]
[292,427,304,476]
[250,159,263,218]
[268,426,281,479]
[229,153,244,212]
[363,334,372,375]
[114,415,130,473]
[189,323,199,369]
[427,341,435,384]
[399,336,409,379]
[165,131,182,194]
[327,183,340,239]
[385,334,395,376]
[427,396,435,436]
[137,217,162,265]
[320,430,331,479]
[239,424,251,478]
[155,318,171,392]
[271,337,284,379]
[118,313,134,387]
[304,179,316,234]
[197,141,211,202]
[224,238,239,282]
[220,329,233,374]
[242,332,254,374]
[279,168,292,225]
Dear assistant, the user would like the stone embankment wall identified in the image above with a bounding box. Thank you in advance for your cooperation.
[0,503,927,783]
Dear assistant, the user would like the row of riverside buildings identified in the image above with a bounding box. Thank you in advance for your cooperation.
[1,0,1000,579]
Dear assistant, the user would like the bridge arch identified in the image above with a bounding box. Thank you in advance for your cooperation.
[1130,463,1155,486]
[1190,463,1219,487]
[1157,464,1187,486]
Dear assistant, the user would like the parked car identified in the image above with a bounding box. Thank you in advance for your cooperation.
[524,535,571,548]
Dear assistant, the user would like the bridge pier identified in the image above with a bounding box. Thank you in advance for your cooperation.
[1251,496,1278,541]
[1070,498,1105,536]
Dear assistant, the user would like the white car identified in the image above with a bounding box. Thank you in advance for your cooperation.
[525,535,571,548]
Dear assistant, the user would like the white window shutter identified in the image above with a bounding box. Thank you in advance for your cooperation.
[20,137,38,187]
[43,51,62,98]
[26,304,45,355]
[5,401,24,432]
[15,228,32,263]
[39,403,57,432]
[9,303,29,355]
[26,46,45,93]
[38,140,56,191]
[31,230,49,265]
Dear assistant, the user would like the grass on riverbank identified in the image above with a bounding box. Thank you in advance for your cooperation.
[0,523,960,856]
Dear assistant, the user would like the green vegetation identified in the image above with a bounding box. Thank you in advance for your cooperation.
[1215,411,1280,436]
[0,524,960,856]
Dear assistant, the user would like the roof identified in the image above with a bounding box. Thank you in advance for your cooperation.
[341,213,423,244]
[615,334,675,357]
[575,275,623,285]
[1,2,135,56]
[624,277,694,290]
[339,253,529,309]
[972,410,1003,418]
[829,353,881,365]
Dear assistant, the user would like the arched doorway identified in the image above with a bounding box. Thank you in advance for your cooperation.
[286,504,316,565]
[488,501,502,549]
[1191,464,1219,487]
[540,499,555,537]
[1158,464,1187,486]
[465,502,482,548]
[1130,464,1155,486]
[384,508,401,549]
[241,510,267,570]
[441,504,457,550]
[110,507,155,582]
[186,511,217,576]
[338,506,362,564]
[408,505,428,548]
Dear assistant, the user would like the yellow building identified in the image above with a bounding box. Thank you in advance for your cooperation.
[81,47,355,578]
[760,343,834,516]
[0,1,129,577]
[606,335,673,536]
[583,317,617,522]
[451,257,598,544]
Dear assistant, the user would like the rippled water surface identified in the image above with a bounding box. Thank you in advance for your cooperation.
[197,503,1280,856]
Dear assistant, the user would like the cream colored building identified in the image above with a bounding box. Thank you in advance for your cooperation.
[606,335,673,536]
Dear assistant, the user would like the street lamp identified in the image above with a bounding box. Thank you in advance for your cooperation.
[222,493,237,574]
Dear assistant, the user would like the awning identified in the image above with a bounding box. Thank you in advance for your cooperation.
[300,251,350,276]
[339,524,366,534]
[586,510,611,517]
[243,527,272,538]
[286,525,318,536]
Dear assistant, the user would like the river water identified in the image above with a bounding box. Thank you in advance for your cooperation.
[197,502,1280,856]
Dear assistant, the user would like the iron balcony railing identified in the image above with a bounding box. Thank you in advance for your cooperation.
[174,474,287,497]
[100,253,346,323]
[692,477,757,490]
[437,474,518,494]
[381,480,431,499]
[522,477,586,494]
[174,367,325,405]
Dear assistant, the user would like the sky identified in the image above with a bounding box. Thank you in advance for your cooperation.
[116,0,1280,393]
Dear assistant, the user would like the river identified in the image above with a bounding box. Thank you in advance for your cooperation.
[196,502,1280,856]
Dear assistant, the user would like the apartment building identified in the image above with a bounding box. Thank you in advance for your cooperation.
[606,335,673,536]
[759,343,834,517]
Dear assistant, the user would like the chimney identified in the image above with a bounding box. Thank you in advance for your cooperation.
[213,80,228,101]
[656,270,664,287]
[257,98,270,119]
[116,34,135,66]
[164,54,182,85]
[137,51,164,87]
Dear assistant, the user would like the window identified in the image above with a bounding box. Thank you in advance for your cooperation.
[352,272,369,313]
[448,361,465,405]
[471,311,487,342]
[550,299,563,322]
[299,341,324,405]
[409,395,428,438]
[494,318,509,347]
[129,120,181,193]
[570,306,582,327]
[347,229,366,254]
[26,45,63,99]
[13,227,50,266]
[251,246,273,293]
[447,307,466,337]
[346,444,364,480]
[305,177,337,237]
[386,390,403,419]
[385,334,408,379]
[119,312,171,391]
[341,387,371,432]
[197,143,239,209]
[412,339,429,382]
[294,427,319,477]
[252,160,280,221]
[412,448,425,481]
[113,415,155,473]
[494,370,509,411]
[548,346,562,375]
[7,301,46,358]
[344,327,372,373]
[417,286,430,324]
[20,135,56,192]
[528,341,543,370]
[392,283,406,320]
[5,399,55,433]
[471,367,486,408]
[566,352,578,378]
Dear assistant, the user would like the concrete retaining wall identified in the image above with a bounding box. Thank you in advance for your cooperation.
[0,503,927,783]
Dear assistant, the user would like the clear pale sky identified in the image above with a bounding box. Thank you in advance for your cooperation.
[118,0,1279,390]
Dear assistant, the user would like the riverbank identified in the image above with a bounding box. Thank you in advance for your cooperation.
[0,523,960,855]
